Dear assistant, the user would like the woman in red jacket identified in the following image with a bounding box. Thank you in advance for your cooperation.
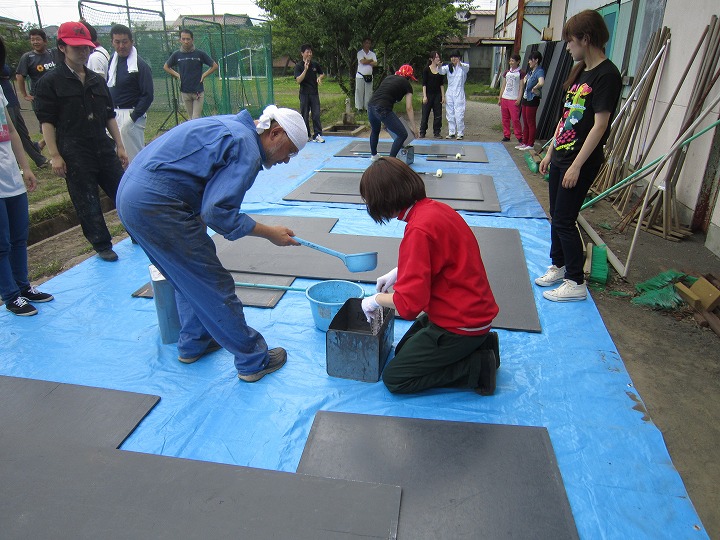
[360,157,500,395]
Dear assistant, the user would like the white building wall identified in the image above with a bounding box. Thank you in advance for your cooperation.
[645,1,719,245]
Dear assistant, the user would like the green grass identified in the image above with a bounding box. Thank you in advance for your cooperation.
[109,223,127,237]
[29,260,64,281]
[76,244,94,256]
[29,199,76,225]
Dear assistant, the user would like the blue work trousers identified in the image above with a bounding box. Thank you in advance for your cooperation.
[368,104,407,158]
[116,175,269,374]
[0,193,30,303]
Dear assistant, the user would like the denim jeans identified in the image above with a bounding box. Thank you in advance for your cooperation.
[0,193,30,303]
[548,162,601,284]
[368,104,406,158]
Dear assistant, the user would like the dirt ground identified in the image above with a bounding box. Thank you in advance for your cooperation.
[26,100,720,537]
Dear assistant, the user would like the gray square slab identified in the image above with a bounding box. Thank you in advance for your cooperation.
[131,273,297,308]
[425,145,489,163]
[1,441,401,540]
[335,141,481,157]
[283,172,501,213]
[298,411,578,540]
[0,375,159,449]
[312,174,485,200]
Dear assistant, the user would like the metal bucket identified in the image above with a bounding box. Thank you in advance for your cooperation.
[306,280,365,332]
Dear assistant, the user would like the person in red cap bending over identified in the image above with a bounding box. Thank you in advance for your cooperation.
[33,21,128,263]
[367,64,418,159]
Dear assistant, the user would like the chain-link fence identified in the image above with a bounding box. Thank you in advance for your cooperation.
[78,1,273,130]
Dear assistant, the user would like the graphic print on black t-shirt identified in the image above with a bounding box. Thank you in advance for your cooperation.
[554,82,592,153]
[551,59,621,169]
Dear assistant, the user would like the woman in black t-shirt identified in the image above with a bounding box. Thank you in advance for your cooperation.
[419,52,445,138]
[368,65,418,159]
[536,9,622,302]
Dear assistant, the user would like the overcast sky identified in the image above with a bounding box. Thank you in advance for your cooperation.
[3,0,496,29]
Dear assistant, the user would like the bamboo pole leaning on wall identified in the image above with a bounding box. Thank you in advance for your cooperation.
[631,15,720,239]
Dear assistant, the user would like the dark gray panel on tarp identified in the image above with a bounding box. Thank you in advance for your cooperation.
[425,145,489,163]
[132,273,297,308]
[214,222,540,332]
[0,376,402,539]
[0,375,159,449]
[335,141,472,157]
[283,172,501,213]
[1,437,401,540]
[297,411,578,540]
[312,174,485,200]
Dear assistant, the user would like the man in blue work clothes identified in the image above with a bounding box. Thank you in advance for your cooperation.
[163,29,218,120]
[117,105,307,382]
[108,24,153,163]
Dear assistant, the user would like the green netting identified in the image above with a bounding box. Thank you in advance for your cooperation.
[220,16,274,117]
[78,1,273,130]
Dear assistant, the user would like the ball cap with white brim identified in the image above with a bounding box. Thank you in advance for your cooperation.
[256,105,307,154]
[56,22,96,48]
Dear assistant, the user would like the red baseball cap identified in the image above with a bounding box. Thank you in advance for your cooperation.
[57,22,96,48]
[395,64,417,81]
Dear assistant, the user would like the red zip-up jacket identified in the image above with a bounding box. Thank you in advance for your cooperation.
[393,198,499,335]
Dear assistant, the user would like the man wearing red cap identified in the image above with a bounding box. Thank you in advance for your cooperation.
[367,64,418,159]
[33,21,128,263]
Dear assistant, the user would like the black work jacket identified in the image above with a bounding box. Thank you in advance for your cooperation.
[34,61,117,142]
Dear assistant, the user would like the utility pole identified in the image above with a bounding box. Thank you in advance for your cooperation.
[34,0,43,28]
[514,0,525,55]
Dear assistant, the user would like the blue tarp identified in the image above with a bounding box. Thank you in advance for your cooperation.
[0,138,707,538]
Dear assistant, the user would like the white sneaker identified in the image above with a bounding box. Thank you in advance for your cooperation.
[519,144,534,151]
[456,134,463,140]
[314,134,325,143]
[370,154,379,161]
[543,279,587,302]
[445,134,455,139]
[535,265,565,286]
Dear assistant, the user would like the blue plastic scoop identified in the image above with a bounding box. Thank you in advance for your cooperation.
[293,237,378,273]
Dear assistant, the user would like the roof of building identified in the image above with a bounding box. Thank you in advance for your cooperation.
[0,15,22,25]
[468,10,496,17]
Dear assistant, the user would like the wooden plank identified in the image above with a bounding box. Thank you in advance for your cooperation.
[689,277,720,311]
[675,283,702,310]
[700,309,720,338]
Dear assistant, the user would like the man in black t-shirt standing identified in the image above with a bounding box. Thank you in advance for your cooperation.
[294,44,325,143]
[163,29,218,120]
[15,29,57,148]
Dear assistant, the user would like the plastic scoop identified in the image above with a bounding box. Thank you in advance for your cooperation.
[293,237,378,273]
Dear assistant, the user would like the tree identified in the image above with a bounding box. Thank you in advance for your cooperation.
[256,0,464,97]
[1,23,40,68]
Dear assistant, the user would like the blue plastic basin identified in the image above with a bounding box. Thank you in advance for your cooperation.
[306,280,365,332]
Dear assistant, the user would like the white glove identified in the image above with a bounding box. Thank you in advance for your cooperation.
[361,294,381,323]
[376,267,398,293]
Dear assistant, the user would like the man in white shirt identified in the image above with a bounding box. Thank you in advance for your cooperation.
[82,22,110,81]
[355,38,377,112]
